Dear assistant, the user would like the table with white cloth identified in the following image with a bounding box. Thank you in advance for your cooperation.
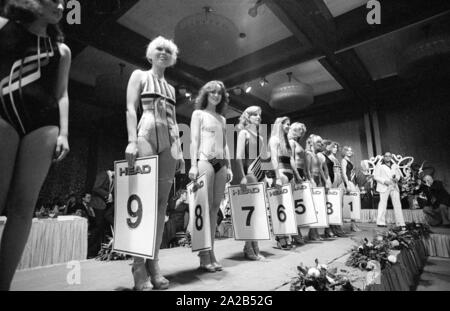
[0,216,87,270]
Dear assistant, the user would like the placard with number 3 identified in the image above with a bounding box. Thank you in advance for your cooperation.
[228,183,271,240]
[113,156,158,259]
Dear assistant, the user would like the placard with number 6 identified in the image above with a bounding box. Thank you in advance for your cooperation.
[310,187,329,228]
[343,191,361,221]
[267,184,297,235]
[113,156,158,259]
[326,188,343,225]
[292,182,318,227]
[186,174,212,252]
[228,183,271,241]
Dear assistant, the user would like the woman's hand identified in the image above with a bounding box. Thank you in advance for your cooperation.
[176,158,185,174]
[54,135,70,162]
[226,168,233,183]
[125,141,138,168]
[240,176,248,191]
[189,166,199,181]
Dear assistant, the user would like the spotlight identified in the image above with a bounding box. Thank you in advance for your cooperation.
[259,77,268,87]
[245,84,252,93]
[232,87,243,96]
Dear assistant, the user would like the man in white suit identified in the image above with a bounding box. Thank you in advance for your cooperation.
[373,152,406,228]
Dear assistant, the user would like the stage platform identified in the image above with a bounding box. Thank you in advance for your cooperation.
[10,224,450,291]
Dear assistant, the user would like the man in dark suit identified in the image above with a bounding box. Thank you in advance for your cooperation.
[88,170,114,258]
[73,193,96,229]
[416,175,450,227]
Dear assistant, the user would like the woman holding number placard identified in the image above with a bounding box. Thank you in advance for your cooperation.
[305,134,327,240]
[234,106,266,260]
[189,80,233,272]
[269,117,301,249]
[341,146,361,232]
[125,36,184,290]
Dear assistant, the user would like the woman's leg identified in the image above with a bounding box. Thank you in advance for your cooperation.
[208,165,227,270]
[197,161,216,270]
[0,119,20,215]
[143,144,176,289]
[240,174,261,260]
[0,126,58,290]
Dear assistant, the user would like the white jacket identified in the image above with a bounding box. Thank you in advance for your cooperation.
[373,162,402,193]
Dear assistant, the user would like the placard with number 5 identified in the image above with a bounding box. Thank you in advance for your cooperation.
[292,182,318,227]
[113,156,158,259]
[267,184,297,235]
[186,174,212,252]
[228,183,271,241]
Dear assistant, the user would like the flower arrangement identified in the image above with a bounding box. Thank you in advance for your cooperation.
[346,237,392,270]
[96,236,130,261]
[290,259,358,291]
[346,222,432,270]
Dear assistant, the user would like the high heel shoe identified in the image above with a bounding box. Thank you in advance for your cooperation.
[146,259,169,290]
[209,250,223,271]
[252,241,265,260]
[132,263,152,291]
[244,242,259,260]
[198,251,216,272]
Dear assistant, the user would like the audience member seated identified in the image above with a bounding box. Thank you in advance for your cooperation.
[415,175,450,227]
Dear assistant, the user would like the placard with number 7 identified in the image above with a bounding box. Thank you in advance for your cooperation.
[292,182,318,227]
[186,174,212,252]
[228,183,271,241]
[113,156,158,259]
[267,184,298,235]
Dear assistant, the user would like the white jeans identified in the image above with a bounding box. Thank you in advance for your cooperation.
[376,188,405,226]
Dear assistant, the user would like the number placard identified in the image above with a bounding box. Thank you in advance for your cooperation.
[292,182,318,227]
[228,183,271,240]
[309,187,329,228]
[187,174,211,252]
[326,188,343,225]
[113,156,158,259]
[343,191,361,220]
[267,184,297,235]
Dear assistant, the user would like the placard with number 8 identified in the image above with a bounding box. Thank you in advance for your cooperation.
[187,174,212,252]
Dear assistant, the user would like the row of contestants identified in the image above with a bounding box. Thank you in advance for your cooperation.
[232,112,361,256]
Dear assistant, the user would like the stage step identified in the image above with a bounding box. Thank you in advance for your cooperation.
[416,257,450,291]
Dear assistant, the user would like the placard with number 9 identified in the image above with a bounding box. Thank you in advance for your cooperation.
[113,156,158,259]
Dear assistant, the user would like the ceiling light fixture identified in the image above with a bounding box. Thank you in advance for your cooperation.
[248,0,264,18]
[244,84,252,93]
[259,77,269,87]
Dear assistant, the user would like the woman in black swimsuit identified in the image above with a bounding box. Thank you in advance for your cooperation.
[0,0,71,290]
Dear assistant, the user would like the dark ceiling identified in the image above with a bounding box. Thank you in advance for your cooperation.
[62,0,450,123]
